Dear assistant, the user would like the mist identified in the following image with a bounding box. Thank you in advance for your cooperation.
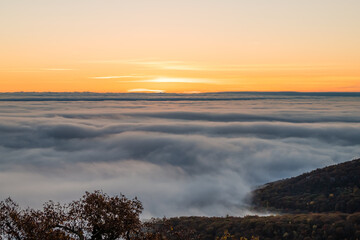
[0,92,359,218]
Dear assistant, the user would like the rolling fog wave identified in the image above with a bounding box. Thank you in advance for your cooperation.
[0,92,359,218]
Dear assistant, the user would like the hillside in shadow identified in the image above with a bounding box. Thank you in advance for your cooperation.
[252,158,360,213]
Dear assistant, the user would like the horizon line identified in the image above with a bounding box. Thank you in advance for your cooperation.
[1,91,360,94]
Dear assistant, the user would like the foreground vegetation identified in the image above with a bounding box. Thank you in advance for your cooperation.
[3,192,360,240]
[0,191,144,240]
[159,213,360,240]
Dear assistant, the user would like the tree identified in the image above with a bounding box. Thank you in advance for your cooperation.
[0,191,143,240]
[0,197,69,240]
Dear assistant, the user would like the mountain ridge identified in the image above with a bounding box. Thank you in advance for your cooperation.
[252,158,360,213]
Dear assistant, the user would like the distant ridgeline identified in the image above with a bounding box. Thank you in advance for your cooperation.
[252,158,360,213]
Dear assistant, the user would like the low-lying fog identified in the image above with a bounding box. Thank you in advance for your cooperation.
[0,92,359,218]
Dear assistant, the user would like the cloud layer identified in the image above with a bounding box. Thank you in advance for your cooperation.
[0,93,359,218]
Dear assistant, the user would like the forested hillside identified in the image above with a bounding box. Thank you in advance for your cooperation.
[252,158,360,213]
[157,213,360,240]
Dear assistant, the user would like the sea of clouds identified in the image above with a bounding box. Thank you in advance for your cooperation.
[0,92,359,218]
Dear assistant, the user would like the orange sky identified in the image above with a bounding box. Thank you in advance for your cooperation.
[0,0,359,93]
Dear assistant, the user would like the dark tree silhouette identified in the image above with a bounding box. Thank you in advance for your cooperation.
[0,197,69,240]
[0,191,143,240]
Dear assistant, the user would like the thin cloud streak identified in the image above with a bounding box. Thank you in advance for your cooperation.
[127,88,165,93]
[119,77,217,84]
[1,68,74,72]
[90,76,147,79]
[42,68,74,71]
[84,59,343,72]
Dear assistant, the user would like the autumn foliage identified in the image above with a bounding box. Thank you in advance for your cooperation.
[0,191,143,240]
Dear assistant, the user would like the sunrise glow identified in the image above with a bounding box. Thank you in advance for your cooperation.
[0,0,359,92]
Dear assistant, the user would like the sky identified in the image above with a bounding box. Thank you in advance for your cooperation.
[1,0,360,92]
[0,92,359,217]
